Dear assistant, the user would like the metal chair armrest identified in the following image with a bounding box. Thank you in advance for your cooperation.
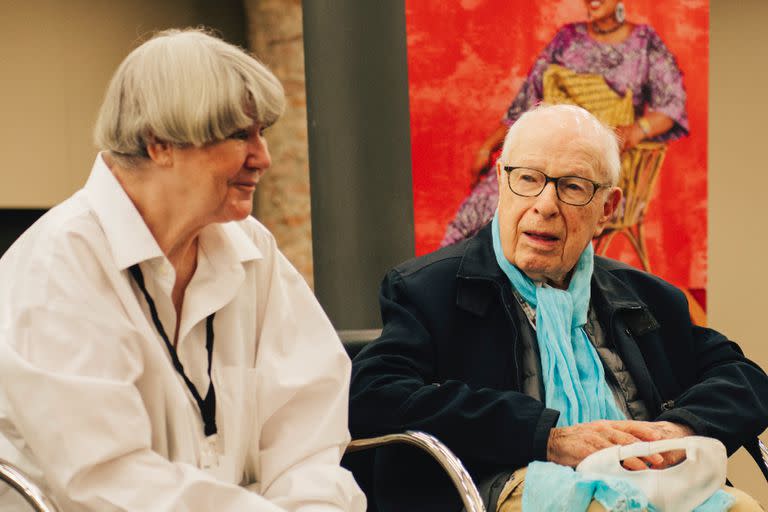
[347,430,486,512]
[0,459,60,512]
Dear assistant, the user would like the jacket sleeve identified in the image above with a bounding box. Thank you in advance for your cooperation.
[634,278,768,454]
[349,269,559,469]
[656,323,768,455]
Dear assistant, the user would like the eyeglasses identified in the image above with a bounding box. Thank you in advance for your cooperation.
[502,165,607,206]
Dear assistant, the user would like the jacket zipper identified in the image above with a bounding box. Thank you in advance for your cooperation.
[493,280,524,390]
[608,304,666,415]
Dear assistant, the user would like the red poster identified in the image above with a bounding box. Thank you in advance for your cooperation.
[405,0,708,321]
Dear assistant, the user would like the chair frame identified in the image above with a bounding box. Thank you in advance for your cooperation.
[348,432,768,512]
[758,438,768,475]
[0,434,762,512]
[0,459,60,512]
[347,430,486,512]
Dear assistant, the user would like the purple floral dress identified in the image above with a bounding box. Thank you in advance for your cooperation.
[441,22,689,247]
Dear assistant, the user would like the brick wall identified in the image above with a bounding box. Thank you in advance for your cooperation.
[244,0,314,287]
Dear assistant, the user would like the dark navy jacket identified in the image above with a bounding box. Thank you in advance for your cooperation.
[349,224,768,512]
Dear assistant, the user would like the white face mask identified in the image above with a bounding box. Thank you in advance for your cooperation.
[576,436,727,511]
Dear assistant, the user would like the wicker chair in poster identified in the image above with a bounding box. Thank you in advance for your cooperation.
[593,141,668,271]
[541,64,667,271]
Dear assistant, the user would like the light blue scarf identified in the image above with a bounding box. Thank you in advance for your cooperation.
[491,210,624,426]
[523,461,734,512]
[491,212,734,511]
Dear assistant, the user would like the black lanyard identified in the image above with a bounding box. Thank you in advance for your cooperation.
[129,264,218,436]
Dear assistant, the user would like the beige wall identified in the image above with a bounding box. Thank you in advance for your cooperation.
[710,0,768,504]
[244,0,314,286]
[0,0,244,207]
[0,0,190,207]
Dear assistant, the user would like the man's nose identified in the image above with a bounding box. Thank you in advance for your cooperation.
[532,181,559,216]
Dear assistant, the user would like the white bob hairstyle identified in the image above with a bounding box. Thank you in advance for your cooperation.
[94,28,285,165]
[499,103,621,187]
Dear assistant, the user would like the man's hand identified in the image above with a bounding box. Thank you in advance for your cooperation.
[546,420,694,470]
[642,420,695,469]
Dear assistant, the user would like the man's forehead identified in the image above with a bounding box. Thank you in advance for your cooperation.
[517,112,602,142]
[508,133,602,173]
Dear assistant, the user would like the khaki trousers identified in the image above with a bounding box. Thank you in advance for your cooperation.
[496,467,763,512]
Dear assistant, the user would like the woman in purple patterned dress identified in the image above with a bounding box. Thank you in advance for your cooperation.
[441,0,689,246]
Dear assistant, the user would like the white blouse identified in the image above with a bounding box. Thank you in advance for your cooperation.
[0,155,365,511]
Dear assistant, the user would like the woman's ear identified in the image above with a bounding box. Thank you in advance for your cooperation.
[145,137,174,167]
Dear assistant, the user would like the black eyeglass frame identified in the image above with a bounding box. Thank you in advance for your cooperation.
[501,165,610,206]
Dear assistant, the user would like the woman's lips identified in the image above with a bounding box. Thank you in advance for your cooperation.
[230,170,265,189]
[589,0,603,9]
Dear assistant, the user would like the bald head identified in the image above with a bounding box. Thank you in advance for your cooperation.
[499,104,621,186]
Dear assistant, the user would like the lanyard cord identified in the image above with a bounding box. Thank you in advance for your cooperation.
[128,264,218,436]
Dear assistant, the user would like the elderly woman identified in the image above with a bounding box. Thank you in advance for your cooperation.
[0,29,364,511]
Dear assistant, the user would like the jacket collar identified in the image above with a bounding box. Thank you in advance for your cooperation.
[456,224,505,283]
[454,224,652,319]
[455,224,512,316]
[455,224,662,411]
[591,259,648,312]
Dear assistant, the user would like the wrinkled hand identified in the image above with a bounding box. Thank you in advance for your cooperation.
[615,124,645,151]
[641,420,695,469]
[547,420,693,471]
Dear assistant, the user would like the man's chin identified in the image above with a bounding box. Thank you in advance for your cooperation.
[517,259,569,285]
[516,263,551,283]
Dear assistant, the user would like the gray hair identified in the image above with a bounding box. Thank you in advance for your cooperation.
[94,28,285,166]
[499,104,621,186]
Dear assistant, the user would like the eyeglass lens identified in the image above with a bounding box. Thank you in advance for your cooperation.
[507,167,596,205]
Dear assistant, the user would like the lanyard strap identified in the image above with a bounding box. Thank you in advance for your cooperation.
[128,264,218,436]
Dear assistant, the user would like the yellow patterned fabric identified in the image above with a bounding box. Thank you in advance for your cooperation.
[542,64,634,127]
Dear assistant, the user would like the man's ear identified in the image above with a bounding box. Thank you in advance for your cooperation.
[594,186,622,237]
[145,136,174,167]
[496,161,503,189]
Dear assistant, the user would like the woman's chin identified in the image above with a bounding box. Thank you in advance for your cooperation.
[216,202,254,224]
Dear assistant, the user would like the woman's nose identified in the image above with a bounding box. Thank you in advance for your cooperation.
[247,134,271,170]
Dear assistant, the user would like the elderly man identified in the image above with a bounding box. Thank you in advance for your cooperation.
[349,105,768,511]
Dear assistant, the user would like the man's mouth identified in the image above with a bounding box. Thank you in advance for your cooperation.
[524,231,560,243]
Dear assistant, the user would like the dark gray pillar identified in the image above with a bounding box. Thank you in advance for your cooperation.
[302,1,415,330]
